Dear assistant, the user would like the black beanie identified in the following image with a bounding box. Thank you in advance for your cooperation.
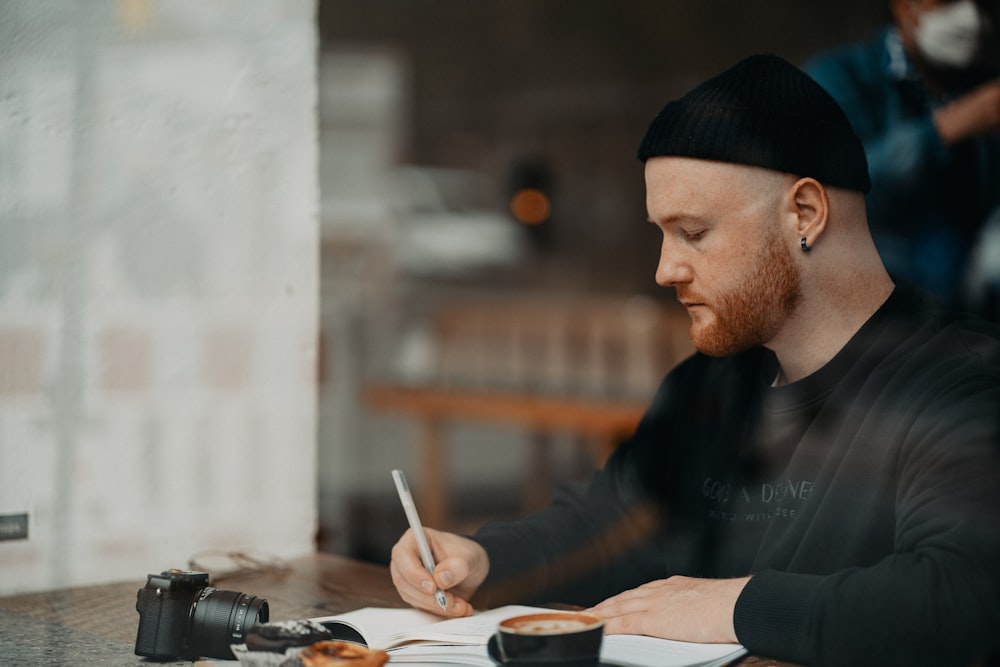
[637,54,871,193]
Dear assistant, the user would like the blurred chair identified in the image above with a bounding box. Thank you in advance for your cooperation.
[364,293,693,529]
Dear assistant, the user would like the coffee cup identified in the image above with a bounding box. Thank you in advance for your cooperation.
[492,611,604,666]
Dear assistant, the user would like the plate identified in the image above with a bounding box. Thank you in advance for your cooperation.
[486,635,619,667]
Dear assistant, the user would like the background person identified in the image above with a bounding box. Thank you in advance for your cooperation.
[805,0,1000,316]
[390,55,1000,667]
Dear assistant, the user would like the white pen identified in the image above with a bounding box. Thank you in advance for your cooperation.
[391,469,448,611]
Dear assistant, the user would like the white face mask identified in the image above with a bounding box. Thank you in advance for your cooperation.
[914,0,985,68]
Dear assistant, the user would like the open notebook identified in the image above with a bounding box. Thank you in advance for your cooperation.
[312,604,747,667]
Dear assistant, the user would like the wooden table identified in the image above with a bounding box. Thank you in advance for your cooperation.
[0,553,403,666]
[365,384,647,529]
[0,552,797,666]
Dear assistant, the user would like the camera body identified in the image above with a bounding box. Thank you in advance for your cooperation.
[135,569,268,660]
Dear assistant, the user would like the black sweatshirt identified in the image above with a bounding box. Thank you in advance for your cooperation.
[471,285,1000,667]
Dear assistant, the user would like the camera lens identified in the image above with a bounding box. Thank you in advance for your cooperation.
[185,587,269,659]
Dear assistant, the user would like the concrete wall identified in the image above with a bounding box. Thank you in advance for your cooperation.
[0,1,319,594]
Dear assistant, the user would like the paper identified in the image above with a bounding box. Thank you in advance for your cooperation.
[386,636,746,667]
[311,605,747,667]
[311,604,543,650]
[602,634,747,667]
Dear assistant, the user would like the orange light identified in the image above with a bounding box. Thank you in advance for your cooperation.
[509,188,551,225]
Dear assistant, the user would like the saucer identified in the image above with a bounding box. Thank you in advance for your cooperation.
[486,635,618,667]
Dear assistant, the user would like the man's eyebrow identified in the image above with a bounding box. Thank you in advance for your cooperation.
[648,213,701,225]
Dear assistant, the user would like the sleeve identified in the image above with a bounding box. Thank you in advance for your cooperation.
[733,369,1000,667]
[468,376,681,609]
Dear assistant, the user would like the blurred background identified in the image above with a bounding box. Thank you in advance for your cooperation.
[313,0,897,561]
[2,1,998,595]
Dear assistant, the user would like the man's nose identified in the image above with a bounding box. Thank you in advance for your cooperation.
[655,241,692,287]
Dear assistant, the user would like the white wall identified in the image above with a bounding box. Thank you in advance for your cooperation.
[0,1,319,594]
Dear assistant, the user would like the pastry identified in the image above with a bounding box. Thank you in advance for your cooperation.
[291,640,389,667]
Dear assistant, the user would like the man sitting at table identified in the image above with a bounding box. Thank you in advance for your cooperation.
[389,54,1000,667]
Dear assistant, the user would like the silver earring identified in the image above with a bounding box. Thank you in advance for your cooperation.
[801,237,811,252]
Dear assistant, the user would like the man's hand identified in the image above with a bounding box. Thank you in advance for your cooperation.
[389,527,490,617]
[588,575,750,644]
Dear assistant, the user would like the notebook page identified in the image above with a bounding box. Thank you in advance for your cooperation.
[602,634,747,667]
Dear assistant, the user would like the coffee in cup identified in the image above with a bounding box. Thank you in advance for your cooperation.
[493,611,604,665]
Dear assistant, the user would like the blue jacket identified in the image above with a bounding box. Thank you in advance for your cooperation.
[804,28,1000,304]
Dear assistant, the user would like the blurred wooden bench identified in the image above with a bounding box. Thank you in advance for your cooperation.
[364,294,692,529]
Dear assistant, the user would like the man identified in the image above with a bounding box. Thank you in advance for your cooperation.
[390,55,1000,666]
[805,0,1000,315]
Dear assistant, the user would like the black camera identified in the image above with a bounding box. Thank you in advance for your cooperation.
[134,569,269,661]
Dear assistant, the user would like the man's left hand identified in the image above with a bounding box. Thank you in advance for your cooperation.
[588,575,750,644]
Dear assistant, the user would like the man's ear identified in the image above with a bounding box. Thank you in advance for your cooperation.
[792,178,829,249]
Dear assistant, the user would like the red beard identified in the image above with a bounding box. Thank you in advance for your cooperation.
[683,235,802,357]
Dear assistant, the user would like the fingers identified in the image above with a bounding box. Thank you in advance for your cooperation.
[426,529,490,597]
[432,553,469,591]
[589,577,746,644]
[438,590,475,617]
[390,530,441,612]
[588,581,667,635]
[389,529,475,617]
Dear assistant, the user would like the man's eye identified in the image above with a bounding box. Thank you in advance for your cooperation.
[683,228,706,241]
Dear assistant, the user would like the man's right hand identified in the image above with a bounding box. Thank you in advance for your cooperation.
[389,527,490,617]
